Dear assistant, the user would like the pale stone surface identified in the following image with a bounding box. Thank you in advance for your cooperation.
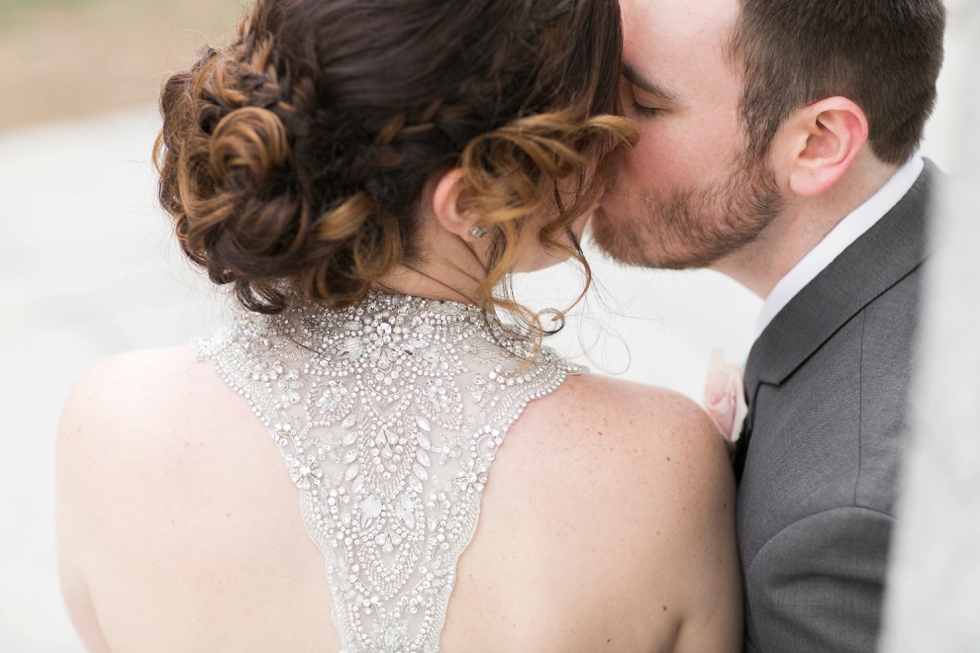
[880,2,980,651]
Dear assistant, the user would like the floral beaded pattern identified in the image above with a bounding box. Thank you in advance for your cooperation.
[198,292,580,653]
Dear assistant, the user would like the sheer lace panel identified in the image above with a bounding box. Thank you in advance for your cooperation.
[198,292,581,653]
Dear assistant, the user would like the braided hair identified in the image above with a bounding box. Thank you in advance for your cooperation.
[155,0,636,318]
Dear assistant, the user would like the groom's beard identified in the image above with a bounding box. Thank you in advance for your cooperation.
[591,154,785,269]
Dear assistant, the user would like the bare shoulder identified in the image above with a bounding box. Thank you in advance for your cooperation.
[508,371,736,545]
[61,346,212,432]
[519,371,731,482]
[56,345,253,517]
[57,348,337,652]
[500,372,741,650]
[56,347,226,649]
[58,346,237,457]
[56,344,298,559]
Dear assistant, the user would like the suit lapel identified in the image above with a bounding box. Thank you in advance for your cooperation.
[733,161,936,483]
[744,161,936,402]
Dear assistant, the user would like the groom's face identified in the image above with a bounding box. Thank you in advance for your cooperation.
[591,0,784,269]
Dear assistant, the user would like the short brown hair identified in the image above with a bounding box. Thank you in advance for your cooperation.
[155,0,635,317]
[731,0,946,164]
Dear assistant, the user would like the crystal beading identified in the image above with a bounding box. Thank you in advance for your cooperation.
[198,292,581,653]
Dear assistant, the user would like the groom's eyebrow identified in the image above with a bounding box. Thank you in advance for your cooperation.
[622,63,679,102]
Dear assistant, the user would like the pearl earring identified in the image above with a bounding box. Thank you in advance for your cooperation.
[469,226,488,239]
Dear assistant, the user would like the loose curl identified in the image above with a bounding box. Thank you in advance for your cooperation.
[155,0,637,337]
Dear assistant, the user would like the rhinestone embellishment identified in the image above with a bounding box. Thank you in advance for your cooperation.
[199,292,580,653]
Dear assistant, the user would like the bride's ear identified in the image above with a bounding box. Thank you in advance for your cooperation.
[431,169,484,241]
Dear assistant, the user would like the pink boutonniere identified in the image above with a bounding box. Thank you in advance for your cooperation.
[702,350,748,451]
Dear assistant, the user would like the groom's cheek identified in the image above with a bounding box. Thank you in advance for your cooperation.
[620,112,739,200]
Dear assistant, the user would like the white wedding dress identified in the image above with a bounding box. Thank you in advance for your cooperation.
[198,292,581,653]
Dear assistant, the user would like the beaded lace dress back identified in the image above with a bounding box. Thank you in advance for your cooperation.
[199,292,580,653]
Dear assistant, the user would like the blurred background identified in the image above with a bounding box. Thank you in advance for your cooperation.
[0,0,972,650]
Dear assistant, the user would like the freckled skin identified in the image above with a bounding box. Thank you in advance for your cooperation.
[57,347,741,653]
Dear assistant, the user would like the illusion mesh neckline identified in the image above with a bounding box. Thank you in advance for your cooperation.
[199,292,580,652]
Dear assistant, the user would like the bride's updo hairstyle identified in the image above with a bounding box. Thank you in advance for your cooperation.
[156,0,636,319]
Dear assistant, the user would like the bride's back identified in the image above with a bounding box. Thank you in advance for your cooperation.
[59,342,738,653]
[56,0,740,650]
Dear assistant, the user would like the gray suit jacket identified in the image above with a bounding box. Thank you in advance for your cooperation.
[736,162,936,653]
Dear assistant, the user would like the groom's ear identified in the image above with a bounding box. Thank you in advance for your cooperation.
[430,169,483,241]
[773,97,869,198]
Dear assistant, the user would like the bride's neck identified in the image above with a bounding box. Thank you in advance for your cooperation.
[375,229,488,306]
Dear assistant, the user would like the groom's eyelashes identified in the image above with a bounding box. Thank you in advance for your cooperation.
[630,101,662,118]
[621,83,664,118]
[620,66,677,118]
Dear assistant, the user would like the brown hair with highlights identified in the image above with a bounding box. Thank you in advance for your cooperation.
[155,0,636,329]
[731,0,946,164]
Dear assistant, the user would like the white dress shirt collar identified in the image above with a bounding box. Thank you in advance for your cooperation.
[753,155,925,341]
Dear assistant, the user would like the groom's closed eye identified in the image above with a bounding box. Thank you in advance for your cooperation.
[620,78,663,117]
[621,63,677,117]
[623,83,665,118]
[629,94,663,117]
